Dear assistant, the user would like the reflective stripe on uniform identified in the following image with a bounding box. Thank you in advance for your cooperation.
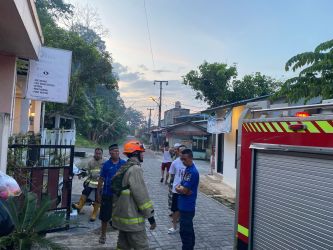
[121,189,131,195]
[238,224,249,237]
[138,200,153,210]
[113,215,145,225]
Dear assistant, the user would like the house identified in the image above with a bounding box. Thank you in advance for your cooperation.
[165,121,211,160]
[202,96,270,188]
[13,65,42,135]
[164,101,190,126]
[0,0,43,172]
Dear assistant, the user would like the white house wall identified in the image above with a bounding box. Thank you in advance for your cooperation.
[221,105,245,188]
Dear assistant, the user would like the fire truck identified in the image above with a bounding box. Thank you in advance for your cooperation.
[235,101,333,250]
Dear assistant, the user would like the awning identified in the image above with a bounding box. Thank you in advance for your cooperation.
[0,0,43,59]
[207,110,232,134]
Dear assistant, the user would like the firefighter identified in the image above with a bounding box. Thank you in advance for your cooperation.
[112,140,156,250]
[72,148,105,221]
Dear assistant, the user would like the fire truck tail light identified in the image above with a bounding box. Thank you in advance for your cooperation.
[295,111,310,117]
[288,124,307,131]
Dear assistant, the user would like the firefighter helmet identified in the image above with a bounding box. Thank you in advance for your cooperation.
[123,140,145,154]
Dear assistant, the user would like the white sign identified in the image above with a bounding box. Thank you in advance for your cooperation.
[26,47,72,103]
[207,111,232,134]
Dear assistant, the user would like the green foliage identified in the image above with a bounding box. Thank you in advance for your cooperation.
[0,192,67,250]
[183,62,237,106]
[183,62,280,106]
[35,0,142,144]
[232,73,281,101]
[278,39,333,102]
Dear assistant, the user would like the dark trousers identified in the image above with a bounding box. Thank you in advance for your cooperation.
[179,210,195,250]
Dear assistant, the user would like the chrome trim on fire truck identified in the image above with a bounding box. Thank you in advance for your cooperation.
[250,143,333,155]
[251,103,333,113]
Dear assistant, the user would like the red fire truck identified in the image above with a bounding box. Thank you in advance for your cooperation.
[235,102,333,250]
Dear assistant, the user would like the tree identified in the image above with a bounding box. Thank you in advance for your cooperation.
[183,62,238,106]
[35,0,142,144]
[232,73,281,102]
[125,108,146,135]
[278,39,333,102]
[183,62,280,107]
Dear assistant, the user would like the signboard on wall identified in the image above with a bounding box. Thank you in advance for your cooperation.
[26,47,72,103]
[207,111,232,134]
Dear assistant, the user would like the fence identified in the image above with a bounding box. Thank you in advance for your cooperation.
[7,143,74,231]
[41,128,76,145]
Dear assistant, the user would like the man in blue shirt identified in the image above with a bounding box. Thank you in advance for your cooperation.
[176,149,199,250]
[97,144,126,244]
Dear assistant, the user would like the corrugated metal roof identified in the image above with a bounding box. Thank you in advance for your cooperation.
[202,95,271,113]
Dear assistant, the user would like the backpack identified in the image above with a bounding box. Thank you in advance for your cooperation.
[111,161,134,197]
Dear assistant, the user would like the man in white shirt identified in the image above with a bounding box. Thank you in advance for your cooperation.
[168,143,187,234]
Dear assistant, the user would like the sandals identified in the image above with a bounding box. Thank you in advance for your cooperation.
[99,235,106,244]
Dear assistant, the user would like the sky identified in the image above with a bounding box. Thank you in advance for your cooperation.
[67,0,333,125]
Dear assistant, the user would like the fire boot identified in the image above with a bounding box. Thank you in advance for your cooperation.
[90,202,100,222]
[72,195,87,213]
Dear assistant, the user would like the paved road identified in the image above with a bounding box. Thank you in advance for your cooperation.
[48,149,235,249]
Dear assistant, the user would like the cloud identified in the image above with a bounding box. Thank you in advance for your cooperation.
[138,64,149,71]
[113,62,144,82]
[152,69,172,74]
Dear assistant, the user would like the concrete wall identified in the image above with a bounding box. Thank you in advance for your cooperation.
[0,55,16,114]
[0,55,16,172]
[222,106,245,188]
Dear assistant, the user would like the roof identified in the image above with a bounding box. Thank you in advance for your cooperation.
[165,121,207,132]
[202,95,271,113]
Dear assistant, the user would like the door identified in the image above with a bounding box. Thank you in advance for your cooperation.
[250,149,333,250]
[217,133,224,174]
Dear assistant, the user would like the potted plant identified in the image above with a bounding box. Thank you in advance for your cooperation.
[0,191,67,250]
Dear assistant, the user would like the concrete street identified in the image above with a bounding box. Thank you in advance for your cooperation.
[47,149,235,249]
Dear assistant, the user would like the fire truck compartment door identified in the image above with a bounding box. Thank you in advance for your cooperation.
[250,148,333,250]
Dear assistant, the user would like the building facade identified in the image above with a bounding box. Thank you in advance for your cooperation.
[0,0,43,172]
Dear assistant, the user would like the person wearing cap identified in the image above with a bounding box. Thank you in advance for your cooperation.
[111,140,156,250]
[72,148,105,221]
[167,143,187,234]
[96,144,126,244]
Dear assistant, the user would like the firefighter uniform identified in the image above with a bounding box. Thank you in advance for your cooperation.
[73,157,104,221]
[112,158,154,250]
[85,157,105,188]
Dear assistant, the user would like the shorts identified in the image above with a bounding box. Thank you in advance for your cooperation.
[171,193,179,212]
[161,162,172,171]
[99,195,112,222]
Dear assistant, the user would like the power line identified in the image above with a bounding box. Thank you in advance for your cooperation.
[143,0,155,69]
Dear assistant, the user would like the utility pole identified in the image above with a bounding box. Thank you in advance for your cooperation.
[147,108,154,132]
[153,80,168,128]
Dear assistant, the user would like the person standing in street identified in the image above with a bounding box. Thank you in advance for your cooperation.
[112,140,156,250]
[96,144,126,244]
[160,141,172,184]
[176,149,199,250]
[168,144,186,234]
[72,148,105,222]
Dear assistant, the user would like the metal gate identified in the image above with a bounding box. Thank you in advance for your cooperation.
[7,143,74,231]
[249,145,333,250]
